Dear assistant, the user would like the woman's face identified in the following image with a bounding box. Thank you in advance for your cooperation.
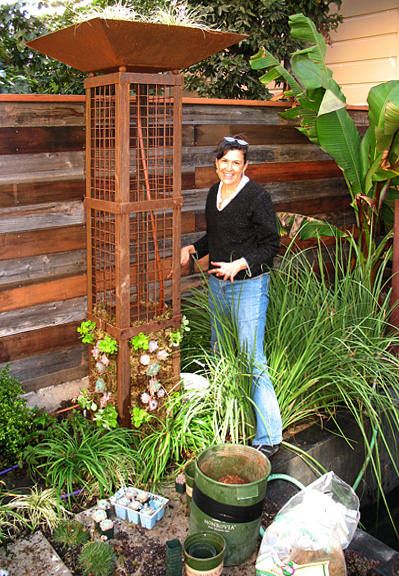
[215,149,248,190]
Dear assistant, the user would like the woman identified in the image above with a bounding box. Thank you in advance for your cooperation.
[181,136,282,457]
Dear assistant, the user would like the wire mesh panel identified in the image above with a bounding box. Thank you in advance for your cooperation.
[89,85,116,203]
[129,83,175,322]
[130,83,174,203]
[86,74,181,329]
[84,71,182,425]
[90,209,117,322]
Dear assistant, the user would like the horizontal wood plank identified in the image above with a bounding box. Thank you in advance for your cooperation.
[0,321,82,363]
[195,160,342,189]
[0,225,86,260]
[0,126,85,155]
[0,250,86,286]
[0,179,85,208]
[0,101,85,128]
[0,275,86,313]
[0,296,87,337]
[1,344,88,393]
[0,151,84,184]
[0,201,84,233]
[182,143,332,167]
[194,124,310,146]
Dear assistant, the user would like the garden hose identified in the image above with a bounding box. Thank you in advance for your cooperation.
[259,473,306,537]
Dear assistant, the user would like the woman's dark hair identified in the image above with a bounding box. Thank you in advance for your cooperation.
[215,134,249,163]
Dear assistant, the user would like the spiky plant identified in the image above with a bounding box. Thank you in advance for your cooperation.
[53,519,90,548]
[78,541,116,576]
[5,485,68,532]
[26,412,142,500]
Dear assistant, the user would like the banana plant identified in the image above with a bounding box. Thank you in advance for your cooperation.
[250,13,399,271]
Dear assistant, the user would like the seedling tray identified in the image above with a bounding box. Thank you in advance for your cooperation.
[110,486,168,530]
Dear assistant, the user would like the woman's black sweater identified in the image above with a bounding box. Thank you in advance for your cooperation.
[193,179,280,281]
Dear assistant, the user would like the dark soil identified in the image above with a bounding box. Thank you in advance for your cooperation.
[45,526,169,576]
[1,465,378,576]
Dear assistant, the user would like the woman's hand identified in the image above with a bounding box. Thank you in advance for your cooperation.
[181,245,196,267]
[209,258,247,282]
[167,245,196,279]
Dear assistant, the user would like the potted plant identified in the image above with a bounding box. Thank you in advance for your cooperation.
[27,4,247,75]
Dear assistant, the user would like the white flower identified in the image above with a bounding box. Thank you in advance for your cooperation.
[157,349,168,361]
[149,340,159,353]
[149,398,158,411]
[141,392,150,404]
[140,354,150,366]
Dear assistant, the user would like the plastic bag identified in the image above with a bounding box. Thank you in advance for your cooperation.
[256,472,360,576]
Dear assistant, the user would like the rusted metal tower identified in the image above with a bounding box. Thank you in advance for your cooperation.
[27,19,246,425]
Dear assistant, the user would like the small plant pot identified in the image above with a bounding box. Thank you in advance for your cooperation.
[92,509,107,533]
[97,499,111,518]
[114,496,130,520]
[140,505,157,530]
[99,519,114,539]
[127,501,142,525]
[184,461,195,509]
[175,480,186,494]
[166,539,183,576]
[183,532,226,575]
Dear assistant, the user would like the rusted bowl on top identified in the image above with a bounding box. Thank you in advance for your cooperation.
[26,18,248,74]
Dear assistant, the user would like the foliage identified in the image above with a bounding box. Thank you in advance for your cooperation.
[4,485,68,531]
[0,0,341,98]
[137,388,213,486]
[77,321,97,345]
[97,335,118,355]
[250,14,399,272]
[0,480,30,546]
[131,406,151,428]
[344,550,379,576]
[25,412,141,500]
[93,405,119,429]
[1,482,68,546]
[137,299,257,485]
[180,237,399,519]
[0,364,54,463]
[183,0,342,99]
[130,332,150,351]
[53,519,90,548]
[0,1,85,94]
[76,321,119,421]
[78,541,116,576]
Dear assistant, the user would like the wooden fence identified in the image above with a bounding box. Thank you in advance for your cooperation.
[0,94,368,393]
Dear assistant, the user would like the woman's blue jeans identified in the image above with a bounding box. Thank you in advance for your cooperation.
[208,273,282,446]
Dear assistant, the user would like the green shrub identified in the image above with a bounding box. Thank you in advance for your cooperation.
[0,365,50,463]
[78,541,116,576]
[26,412,141,499]
[53,520,90,548]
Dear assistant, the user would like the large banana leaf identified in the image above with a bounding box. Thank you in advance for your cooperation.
[367,80,399,130]
[250,13,399,262]
[316,101,363,198]
[250,47,303,99]
[288,14,326,64]
[276,212,346,240]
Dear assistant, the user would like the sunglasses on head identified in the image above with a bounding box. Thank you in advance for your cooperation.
[224,136,249,146]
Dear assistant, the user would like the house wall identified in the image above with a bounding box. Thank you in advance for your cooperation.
[0,94,365,398]
[325,0,399,104]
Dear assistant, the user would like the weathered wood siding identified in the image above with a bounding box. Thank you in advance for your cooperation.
[0,95,367,394]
